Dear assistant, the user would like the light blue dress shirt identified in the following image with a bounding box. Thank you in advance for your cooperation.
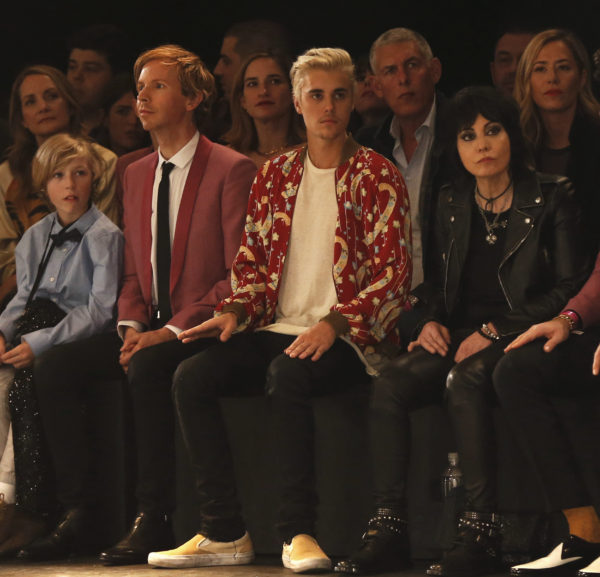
[0,205,123,357]
[390,98,437,289]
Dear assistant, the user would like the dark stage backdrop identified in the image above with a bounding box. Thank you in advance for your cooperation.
[1,0,598,115]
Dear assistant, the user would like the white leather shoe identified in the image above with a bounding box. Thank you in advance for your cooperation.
[511,535,600,575]
[579,555,600,576]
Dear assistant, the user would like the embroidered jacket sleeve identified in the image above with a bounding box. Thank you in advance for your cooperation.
[216,160,282,329]
[326,150,411,345]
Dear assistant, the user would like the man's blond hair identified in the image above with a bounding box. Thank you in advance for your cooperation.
[290,47,354,101]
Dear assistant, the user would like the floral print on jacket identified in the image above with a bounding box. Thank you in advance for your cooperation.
[217,140,412,350]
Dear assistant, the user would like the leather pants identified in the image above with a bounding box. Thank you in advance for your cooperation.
[371,328,508,514]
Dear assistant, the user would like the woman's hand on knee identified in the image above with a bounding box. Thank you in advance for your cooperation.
[504,319,569,353]
[408,321,451,356]
[454,331,490,363]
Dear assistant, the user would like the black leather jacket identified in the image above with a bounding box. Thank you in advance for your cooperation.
[417,170,590,337]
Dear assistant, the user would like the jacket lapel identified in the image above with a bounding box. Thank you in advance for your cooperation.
[141,155,158,300]
[501,172,542,263]
[170,135,213,291]
[444,184,472,311]
[446,184,472,275]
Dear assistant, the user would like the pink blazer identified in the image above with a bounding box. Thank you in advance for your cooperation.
[115,146,154,206]
[117,135,256,331]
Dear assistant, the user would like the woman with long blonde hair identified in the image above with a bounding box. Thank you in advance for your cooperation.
[514,28,600,249]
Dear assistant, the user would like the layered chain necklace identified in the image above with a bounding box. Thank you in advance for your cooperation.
[475,178,513,245]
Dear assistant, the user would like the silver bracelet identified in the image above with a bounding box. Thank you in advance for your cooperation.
[480,323,501,342]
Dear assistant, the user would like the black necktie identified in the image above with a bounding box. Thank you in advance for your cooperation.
[157,161,175,323]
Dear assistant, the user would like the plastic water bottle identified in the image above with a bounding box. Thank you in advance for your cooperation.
[442,452,463,497]
[438,452,464,550]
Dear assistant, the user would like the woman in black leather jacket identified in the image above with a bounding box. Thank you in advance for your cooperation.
[334,86,589,577]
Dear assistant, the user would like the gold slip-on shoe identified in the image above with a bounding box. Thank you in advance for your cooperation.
[148,531,254,568]
[282,534,332,573]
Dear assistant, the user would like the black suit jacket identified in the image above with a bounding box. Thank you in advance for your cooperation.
[356,93,453,283]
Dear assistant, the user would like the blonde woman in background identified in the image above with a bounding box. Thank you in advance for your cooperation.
[514,28,600,250]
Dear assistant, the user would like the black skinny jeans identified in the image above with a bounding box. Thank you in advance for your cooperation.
[172,331,368,543]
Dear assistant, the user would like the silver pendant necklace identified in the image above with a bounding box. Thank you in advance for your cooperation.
[477,204,508,245]
[475,179,512,245]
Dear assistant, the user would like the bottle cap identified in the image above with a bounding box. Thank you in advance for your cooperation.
[448,452,459,465]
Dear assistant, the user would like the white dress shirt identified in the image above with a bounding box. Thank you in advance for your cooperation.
[119,131,199,337]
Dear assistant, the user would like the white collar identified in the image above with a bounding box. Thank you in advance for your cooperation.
[157,131,200,169]
[390,96,437,141]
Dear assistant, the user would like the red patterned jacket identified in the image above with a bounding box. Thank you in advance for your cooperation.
[217,138,412,351]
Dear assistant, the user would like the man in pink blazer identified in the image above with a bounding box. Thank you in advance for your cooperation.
[98,45,256,565]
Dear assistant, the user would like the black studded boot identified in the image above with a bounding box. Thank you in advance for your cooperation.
[427,511,502,577]
[334,508,411,575]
